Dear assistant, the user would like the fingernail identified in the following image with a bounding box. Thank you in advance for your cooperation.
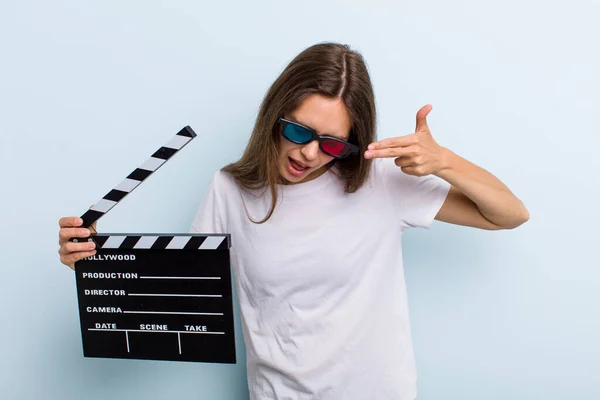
[368,144,374,150]
[82,229,90,236]
[365,151,372,158]
[88,243,96,250]
[76,218,83,225]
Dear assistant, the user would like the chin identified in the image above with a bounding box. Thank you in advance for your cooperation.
[279,156,311,183]
[279,168,305,184]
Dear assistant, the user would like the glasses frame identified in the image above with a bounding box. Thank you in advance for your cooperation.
[278,117,360,159]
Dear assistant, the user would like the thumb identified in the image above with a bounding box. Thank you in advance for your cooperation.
[416,104,433,133]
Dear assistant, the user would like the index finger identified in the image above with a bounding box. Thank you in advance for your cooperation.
[59,216,83,228]
[59,227,92,245]
[368,134,417,150]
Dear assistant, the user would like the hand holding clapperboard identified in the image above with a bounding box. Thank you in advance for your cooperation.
[67,126,236,363]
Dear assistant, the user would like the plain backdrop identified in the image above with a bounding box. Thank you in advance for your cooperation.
[1,0,598,399]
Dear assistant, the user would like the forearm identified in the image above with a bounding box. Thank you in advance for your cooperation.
[435,148,530,228]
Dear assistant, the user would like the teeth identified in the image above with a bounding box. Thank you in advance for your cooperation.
[291,159,307,170]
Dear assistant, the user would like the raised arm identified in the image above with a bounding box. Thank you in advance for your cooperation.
[364,104,529,230]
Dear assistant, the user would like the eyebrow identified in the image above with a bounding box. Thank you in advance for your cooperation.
[287,115,346,139]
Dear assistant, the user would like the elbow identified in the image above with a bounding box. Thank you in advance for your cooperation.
[521,208,531,225]
[501,206,530,230]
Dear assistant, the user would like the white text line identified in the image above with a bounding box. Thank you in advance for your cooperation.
[127,293,222,298]
[122,311,223,316]
[139,276,221,280]
[88,328,225,335]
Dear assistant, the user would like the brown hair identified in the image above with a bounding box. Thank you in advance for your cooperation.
[222,42,377,223]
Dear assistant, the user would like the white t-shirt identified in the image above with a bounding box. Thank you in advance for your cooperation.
[189,158,451,400]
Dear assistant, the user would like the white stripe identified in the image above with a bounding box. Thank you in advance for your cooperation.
[138,157,165,172]
[166,236,190,249]
[199,236,225,250]
[164,135,191,150]
[114,178,141,193]
[134,236,159,249]
[91,199,118,213]
[103,236,127,248]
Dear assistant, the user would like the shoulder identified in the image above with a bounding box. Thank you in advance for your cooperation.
[368,157,449,195]
[367,157,408,186]
[210,169,239,193]
[370,157,414,180]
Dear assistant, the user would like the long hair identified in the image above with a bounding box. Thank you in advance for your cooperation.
[222,42,377,223]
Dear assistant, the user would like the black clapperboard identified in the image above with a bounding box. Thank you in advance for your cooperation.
[72,126,235,363]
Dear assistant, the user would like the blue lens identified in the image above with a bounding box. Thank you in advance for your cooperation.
[284,124,313,143]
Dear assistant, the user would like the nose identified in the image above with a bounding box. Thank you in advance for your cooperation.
[300,140,320,161]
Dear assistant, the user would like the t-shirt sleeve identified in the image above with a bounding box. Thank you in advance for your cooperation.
[377,158,451,229]
[188,172,226,234]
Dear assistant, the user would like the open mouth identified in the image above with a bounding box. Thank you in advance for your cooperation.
[288,157,310,176]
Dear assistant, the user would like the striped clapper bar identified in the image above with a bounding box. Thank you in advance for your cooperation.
[79,126,197,229]
[72,126,236,364]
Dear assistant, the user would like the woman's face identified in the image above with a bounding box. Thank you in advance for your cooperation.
[278,94,352,184]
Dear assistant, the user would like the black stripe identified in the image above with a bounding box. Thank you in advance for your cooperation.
[184,236,206,249]
[217,237,228,250]
[120,236,141,249]
[103,189,128,202]
[151,146,178,160]
[177,126,197,138]
[127,168,152,181]
[151,236,174,249]
[80,209,104,228]
[93,235,109,248]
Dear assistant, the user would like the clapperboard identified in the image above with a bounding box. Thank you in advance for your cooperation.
[72,126,235,363]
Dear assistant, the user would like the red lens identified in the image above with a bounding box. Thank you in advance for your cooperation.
[321,139,348,156]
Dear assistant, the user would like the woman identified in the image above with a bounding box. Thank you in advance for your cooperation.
[58,42,529,399]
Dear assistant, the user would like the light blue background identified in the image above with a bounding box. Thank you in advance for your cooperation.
[1,1,598,399]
